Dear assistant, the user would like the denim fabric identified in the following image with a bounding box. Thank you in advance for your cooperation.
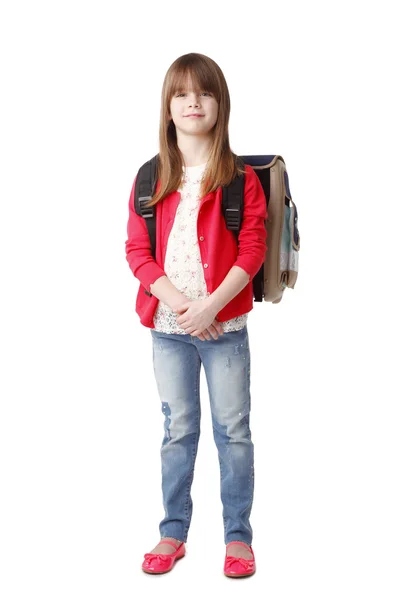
[150,324,254,545]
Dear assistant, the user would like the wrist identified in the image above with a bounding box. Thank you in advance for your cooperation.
[170,293,189,312]
[206,293,221,314]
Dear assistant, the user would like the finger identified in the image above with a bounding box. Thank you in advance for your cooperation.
[174,305,189,316]
[174,307,186,315]
[190,329,203,336]
[213,319,224,335]
[206,324,219,340]
[211,320,221,335]
[184,326,196,335]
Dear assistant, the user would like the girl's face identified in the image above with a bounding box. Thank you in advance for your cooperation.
[169,76,219,139]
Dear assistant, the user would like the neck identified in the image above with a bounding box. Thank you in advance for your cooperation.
[176,131,212,167]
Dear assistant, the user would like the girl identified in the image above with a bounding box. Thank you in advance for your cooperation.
[125,53,267,577]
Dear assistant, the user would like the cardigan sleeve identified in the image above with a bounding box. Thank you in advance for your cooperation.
[231,165,268,281]
[124,174,167,292]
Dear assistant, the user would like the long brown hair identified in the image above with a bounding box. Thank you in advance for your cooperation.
[145,52,246,208]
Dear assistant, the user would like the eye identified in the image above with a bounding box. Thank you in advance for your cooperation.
[175,92,212,97]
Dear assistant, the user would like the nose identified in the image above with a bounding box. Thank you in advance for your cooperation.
[188,93,201,108]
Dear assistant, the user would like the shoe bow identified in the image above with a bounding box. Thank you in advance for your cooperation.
[225,556,255,570]
[143,553,171,565]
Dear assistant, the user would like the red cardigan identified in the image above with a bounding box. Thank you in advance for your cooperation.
[125,164,268,329]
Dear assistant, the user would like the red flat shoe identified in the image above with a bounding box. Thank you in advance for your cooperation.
[142,539,186,574]
[224,541,256,578]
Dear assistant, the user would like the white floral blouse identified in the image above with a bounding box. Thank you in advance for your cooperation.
[153,162,248,334]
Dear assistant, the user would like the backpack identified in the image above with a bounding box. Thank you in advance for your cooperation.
[134,154,300,304]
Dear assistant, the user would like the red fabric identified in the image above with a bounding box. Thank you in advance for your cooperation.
[125,164,268,329]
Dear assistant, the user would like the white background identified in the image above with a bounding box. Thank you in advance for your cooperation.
[1,0,399,598]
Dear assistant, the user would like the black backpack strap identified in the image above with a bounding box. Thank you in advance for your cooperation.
[221,156,245,243]
[133,154,159,296]
[134,154,159,259]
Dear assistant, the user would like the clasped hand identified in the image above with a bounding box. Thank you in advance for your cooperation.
[174,297,221,338]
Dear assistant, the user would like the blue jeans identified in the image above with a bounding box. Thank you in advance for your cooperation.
[150,324,254,545]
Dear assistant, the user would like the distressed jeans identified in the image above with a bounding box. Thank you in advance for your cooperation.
[150,324,254,546]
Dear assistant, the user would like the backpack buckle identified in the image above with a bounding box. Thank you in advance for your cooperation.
[225,208,241,231]
[138,196,154,219]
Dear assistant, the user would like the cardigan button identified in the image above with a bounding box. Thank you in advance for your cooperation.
[199,236,204,241]
[204,263,208,268]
